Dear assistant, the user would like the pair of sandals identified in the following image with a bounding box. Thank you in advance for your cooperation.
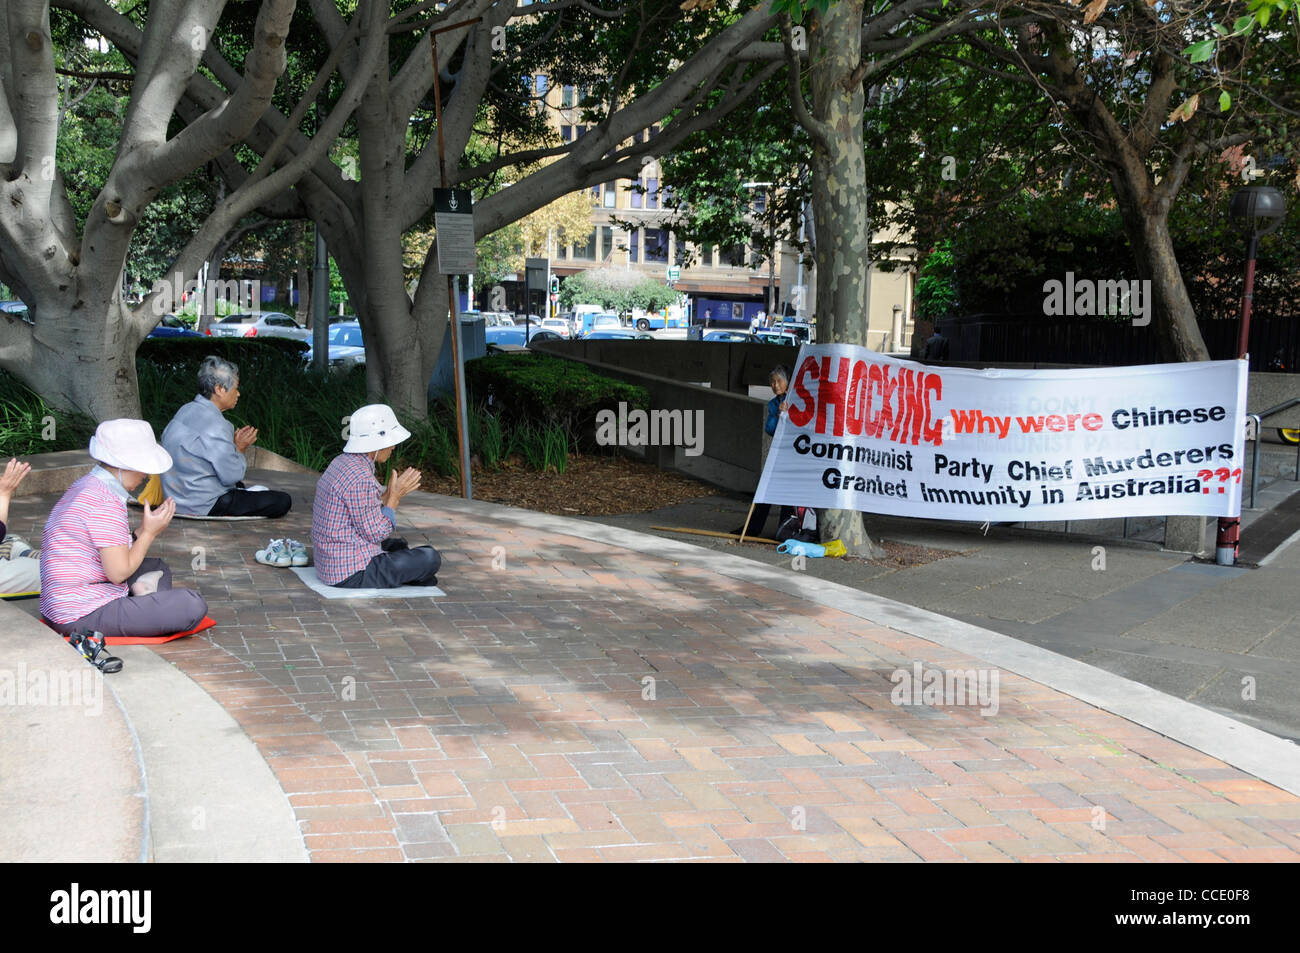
[67,630,123,674]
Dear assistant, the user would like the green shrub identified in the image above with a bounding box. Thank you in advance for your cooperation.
[137,340,365,471]
[0,371,96,457]
[465,352,648,445]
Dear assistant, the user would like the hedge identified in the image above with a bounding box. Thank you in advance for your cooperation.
[465,351,648,441]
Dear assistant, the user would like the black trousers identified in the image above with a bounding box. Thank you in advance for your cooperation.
[208,487,293,518]
[336,544,441,589]
[742,504,794,537]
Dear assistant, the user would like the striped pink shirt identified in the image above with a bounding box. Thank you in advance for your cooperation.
[40,473,132,625]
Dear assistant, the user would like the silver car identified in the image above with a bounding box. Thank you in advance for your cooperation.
[205,311,310,341]
[304,321,366,371]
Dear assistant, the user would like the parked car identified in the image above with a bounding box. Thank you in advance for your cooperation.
[148,313,203,339]
[205,311,310,341]
[754,330,800,347]
[0,301,31,323]
[540,318,571,339]
[577,313,623,337]
[585,329,655,340]
[304,321,366,370]
[703,330,757,343]
[773,320,813,343]
[485,326,563,348]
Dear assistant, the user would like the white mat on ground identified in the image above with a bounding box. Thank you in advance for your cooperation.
[289,566,445,599]
[174,513,269,521]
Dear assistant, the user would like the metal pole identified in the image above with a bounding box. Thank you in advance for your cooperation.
[1249,414,1261,510]
[312,225,328,373]
[1216,230,1260,565]
[431,21,479,500]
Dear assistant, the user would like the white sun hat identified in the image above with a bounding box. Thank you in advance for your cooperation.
[344,404,412,454]
[88,419,173,474]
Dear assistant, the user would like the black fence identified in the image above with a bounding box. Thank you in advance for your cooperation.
[934,313,1300,371]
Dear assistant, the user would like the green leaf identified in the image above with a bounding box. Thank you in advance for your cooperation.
[1213,22,1230,35]
[1219,90,1231,111]
[1184,39,1215,63]
[1233,15,1256,32]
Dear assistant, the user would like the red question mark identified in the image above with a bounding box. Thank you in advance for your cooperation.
[1197,469,1213,493]
[1232,468,1242,484]
[1215,467,1231,493]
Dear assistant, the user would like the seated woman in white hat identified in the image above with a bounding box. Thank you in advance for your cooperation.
[40,420,208,638]
[311,404,440,589]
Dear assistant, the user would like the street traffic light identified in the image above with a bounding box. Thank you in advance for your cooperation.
[549,276,559,295]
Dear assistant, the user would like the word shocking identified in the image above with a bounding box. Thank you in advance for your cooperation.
[787,356,944,447]
[1042,272,1152,326]
[50,884,152,933]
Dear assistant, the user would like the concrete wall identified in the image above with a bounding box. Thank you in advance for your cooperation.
[535,341,768,491]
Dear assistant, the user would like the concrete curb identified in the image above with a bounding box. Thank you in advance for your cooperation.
[0,601,308,863]
[0,603,146,862]
[415,493,1300,798]
[108,646,309,863]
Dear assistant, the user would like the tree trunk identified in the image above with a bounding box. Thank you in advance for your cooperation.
[1112,193,1210,362]
[805,0,884,559]
[23,297,147,421]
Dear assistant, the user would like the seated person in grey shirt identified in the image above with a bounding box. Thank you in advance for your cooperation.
[160,355,292,518]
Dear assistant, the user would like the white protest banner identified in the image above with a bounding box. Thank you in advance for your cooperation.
[754,344,1248,522]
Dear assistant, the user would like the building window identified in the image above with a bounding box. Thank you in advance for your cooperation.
[725,243,747,267]
[575,125,586,139]
[535,75,547,94]
[647,177,659,210]
[573,229,597,260]
[590,183,600,198]
[648,124,659,139]
[629,229,639,264]
[556,243,567,260]
[752,189,767,214]
[644,228,668,264]
[600,225,614,261]
[630,180,643,209]
[603,182,617,208]
[674,236,690,267]
[562,85,574,108]
[561,125,573,142]
[698,244,715,267]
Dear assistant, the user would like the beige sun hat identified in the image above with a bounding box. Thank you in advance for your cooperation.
[88,419,173,474]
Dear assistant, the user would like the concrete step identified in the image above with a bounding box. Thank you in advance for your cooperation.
[0,602,307,862]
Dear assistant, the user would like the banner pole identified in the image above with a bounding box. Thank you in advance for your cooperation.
[737,500,757,545]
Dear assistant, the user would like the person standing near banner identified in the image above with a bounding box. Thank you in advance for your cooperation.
[733,365,797,538]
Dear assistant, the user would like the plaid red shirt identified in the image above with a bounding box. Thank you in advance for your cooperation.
[311,453,395,584]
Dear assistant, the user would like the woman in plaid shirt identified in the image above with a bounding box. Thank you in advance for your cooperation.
[311,404,441,588]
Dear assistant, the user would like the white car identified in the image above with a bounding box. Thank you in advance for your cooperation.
[205,312,310,341]
[304,321,366,371]
[540,318,571,339]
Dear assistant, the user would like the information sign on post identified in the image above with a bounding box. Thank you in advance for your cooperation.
[434,189,476,275]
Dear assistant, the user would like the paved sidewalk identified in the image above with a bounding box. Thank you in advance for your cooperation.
[596,448,1300,743]
[6,471,1300,862]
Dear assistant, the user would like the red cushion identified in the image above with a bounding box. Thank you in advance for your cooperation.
[43,615,216,645]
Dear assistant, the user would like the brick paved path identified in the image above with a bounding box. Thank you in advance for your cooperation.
[10,476,1300,862]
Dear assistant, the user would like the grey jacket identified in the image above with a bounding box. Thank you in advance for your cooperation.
[160,396,247,514]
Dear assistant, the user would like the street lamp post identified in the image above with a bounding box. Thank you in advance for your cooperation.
[742,181,775,322]
[1216,184,1287,566]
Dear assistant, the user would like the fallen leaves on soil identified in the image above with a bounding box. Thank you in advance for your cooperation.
[419,453,721,516]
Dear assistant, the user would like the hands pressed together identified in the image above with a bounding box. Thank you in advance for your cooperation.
[234,425,259,453]
[0,457,32,501]
[382,467,423,510]
[139,497,176,539]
